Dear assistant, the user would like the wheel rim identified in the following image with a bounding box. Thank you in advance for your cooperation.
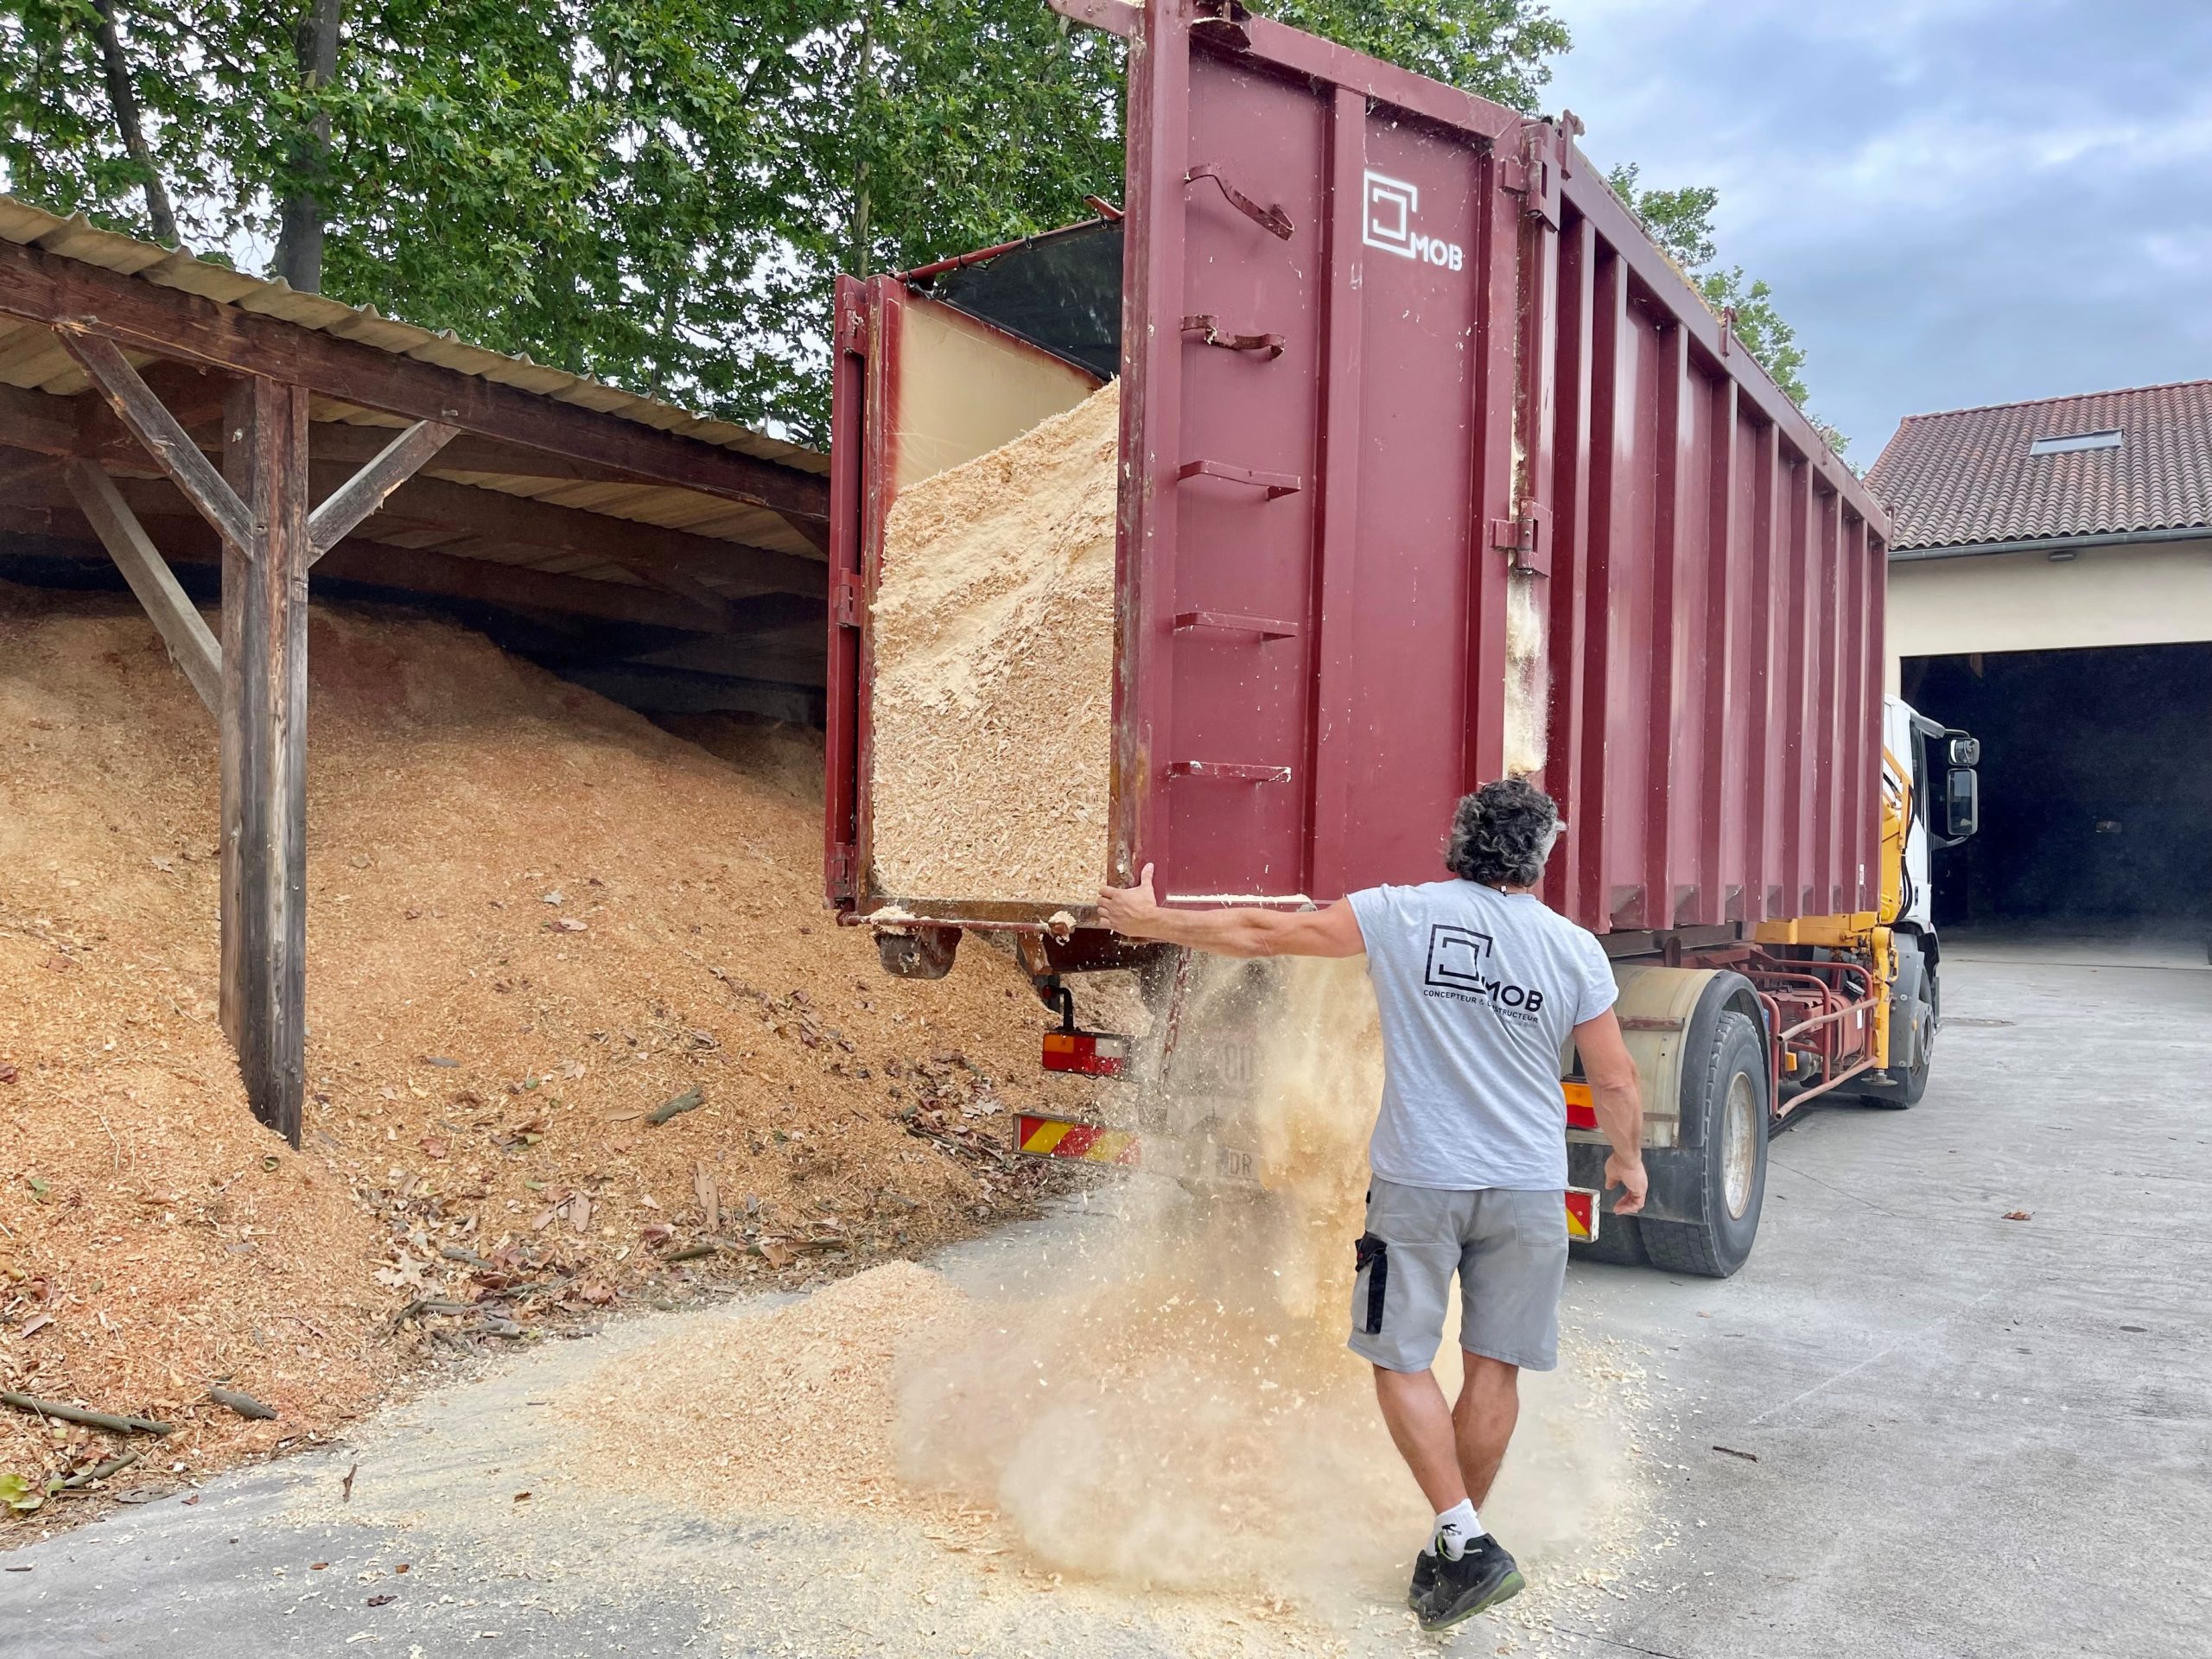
[1721,1071,1758,1220]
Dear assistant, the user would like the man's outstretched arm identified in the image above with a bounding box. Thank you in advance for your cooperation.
[1096,863,1366,959]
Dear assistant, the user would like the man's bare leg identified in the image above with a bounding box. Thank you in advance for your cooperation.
[1372,1364,1468,1513]
[1375,1353,1522,1513]
[1452,1351,1521,1506]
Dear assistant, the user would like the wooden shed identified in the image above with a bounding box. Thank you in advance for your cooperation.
[0,196,830,1145]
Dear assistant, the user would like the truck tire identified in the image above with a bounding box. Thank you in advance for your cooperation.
[1640,1011,1768,1279]
[1570,1213,1646,1268]
[1858,945,1936,1109]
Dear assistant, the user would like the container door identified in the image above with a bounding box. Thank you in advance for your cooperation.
[1110,3,1523,904]
[825,275,1101,912]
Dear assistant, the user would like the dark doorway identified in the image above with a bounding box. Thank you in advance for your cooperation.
[1900,641,2212,930]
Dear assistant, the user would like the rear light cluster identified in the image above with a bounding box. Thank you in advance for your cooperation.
[1041,1029,1130,1079]
[1562,1079,1599,1131]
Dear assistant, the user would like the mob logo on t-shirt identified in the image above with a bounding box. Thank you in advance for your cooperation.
[1421,924,1548,1022]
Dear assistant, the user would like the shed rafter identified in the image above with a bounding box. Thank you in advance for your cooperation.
[0,235,826,522]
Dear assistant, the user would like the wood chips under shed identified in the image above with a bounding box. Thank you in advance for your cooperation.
[0,584,1096,1519]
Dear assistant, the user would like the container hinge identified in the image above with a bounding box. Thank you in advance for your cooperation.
[837,303,868,354]
[832,571,867,628]
[1502,143,1561,228]
[1504,119,1569,226]
[1489,502,1553,575]
[827,845,856,892]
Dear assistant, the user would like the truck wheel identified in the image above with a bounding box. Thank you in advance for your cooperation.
[1860,957,1937,1109]
[1641,1011,1768,1279]
[1570,1213,1646,1268]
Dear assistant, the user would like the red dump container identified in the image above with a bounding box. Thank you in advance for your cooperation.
[826,0,1890,944]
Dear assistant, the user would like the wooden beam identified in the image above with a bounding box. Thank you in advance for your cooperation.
[778,512,831,555]
[308,419,454,561]
[323,467,827,598]
[2,505,743,634]
[315,542,733,632]
[59,330,257,553]
[219,376,311,1148]
[132,360,236,429]
[0,235,827,520]
[307,420,708,486]
[0,383,80,457]
[60,460,221,713]
[0,401,823,597]
[636,563,736,630]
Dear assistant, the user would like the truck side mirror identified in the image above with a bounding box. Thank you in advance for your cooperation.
[1946,732,1981,766]
[1943,766,1980,843]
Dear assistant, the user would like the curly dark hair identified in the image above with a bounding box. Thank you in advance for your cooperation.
[1445,778,1562,887]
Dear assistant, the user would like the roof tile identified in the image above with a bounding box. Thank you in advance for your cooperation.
[1868,380,2212,550]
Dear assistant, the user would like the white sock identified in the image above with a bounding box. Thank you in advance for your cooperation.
[1432,1498,1483,1560]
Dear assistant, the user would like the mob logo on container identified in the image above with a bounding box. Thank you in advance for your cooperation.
[1361,169,1465,271]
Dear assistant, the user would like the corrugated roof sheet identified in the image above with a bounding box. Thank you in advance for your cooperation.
[1868,379,2212,552]
[0,195,825,565]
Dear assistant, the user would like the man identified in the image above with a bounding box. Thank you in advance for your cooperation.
[1096,777,1647,1632]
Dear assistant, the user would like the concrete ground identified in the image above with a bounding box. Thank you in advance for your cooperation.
[3,944,2208,1657]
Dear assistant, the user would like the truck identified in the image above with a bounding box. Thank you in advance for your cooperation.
[823,0,1980,1277]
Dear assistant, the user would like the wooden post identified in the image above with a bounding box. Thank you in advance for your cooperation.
[220,377,311,1146]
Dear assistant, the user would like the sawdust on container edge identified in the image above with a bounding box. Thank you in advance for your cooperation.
[866,379,1118,907]
[1503,569,1549,778]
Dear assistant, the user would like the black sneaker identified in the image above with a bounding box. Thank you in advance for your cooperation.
[1408,1547,1440,1611]
[1415,1535,1525,1631]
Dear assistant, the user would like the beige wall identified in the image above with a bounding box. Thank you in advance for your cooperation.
[1885,537,2212,690]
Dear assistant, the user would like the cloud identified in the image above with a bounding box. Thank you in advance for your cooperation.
[1543,0,2212,448]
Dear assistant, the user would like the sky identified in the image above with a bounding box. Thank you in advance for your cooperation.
[1538,0,2212,458]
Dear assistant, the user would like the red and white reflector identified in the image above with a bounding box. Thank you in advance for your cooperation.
[1565,1186,1600,1242]
[1042,1029,1131,1079]
[1014,1112,1141,1165]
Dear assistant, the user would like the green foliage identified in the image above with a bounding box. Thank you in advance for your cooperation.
[1268,0,1568,109]
[0,1,1571,445]
[0,1470,43,1512]
[1606,161,1842,451]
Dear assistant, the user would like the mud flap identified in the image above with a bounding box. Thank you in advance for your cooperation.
[1353,1233,1389,1335]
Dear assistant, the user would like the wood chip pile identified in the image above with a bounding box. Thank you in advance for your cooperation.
[0,585,1094,1520]
[866,379,1119,906]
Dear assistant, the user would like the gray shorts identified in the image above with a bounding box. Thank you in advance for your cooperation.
[1348,1179,1568,1373]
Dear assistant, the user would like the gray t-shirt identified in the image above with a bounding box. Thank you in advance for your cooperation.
[1347,880,1618,1191]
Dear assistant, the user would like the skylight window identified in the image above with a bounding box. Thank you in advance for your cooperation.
[2028,429,2123,456]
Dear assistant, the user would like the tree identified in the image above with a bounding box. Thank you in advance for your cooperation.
[0,0,1575,443]
[1605,161,1842,452]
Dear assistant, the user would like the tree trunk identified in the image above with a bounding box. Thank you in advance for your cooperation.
[88,0,178,245]
[273,0,343,293]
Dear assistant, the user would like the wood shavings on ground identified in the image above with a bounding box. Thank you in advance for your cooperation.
[0,585,1099,1526]
[866,379,1119,906]
[554,959,1662,1652]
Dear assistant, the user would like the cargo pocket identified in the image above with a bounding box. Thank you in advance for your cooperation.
[1352,1233,1389,1336]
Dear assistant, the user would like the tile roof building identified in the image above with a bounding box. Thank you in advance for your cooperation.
[1869,379,2212,555]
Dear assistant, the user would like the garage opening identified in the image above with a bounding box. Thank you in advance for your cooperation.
[1900,641,2212,934]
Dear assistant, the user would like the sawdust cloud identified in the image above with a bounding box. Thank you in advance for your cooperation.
[571,956,1654,1640]
[893,957,1646,1612]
